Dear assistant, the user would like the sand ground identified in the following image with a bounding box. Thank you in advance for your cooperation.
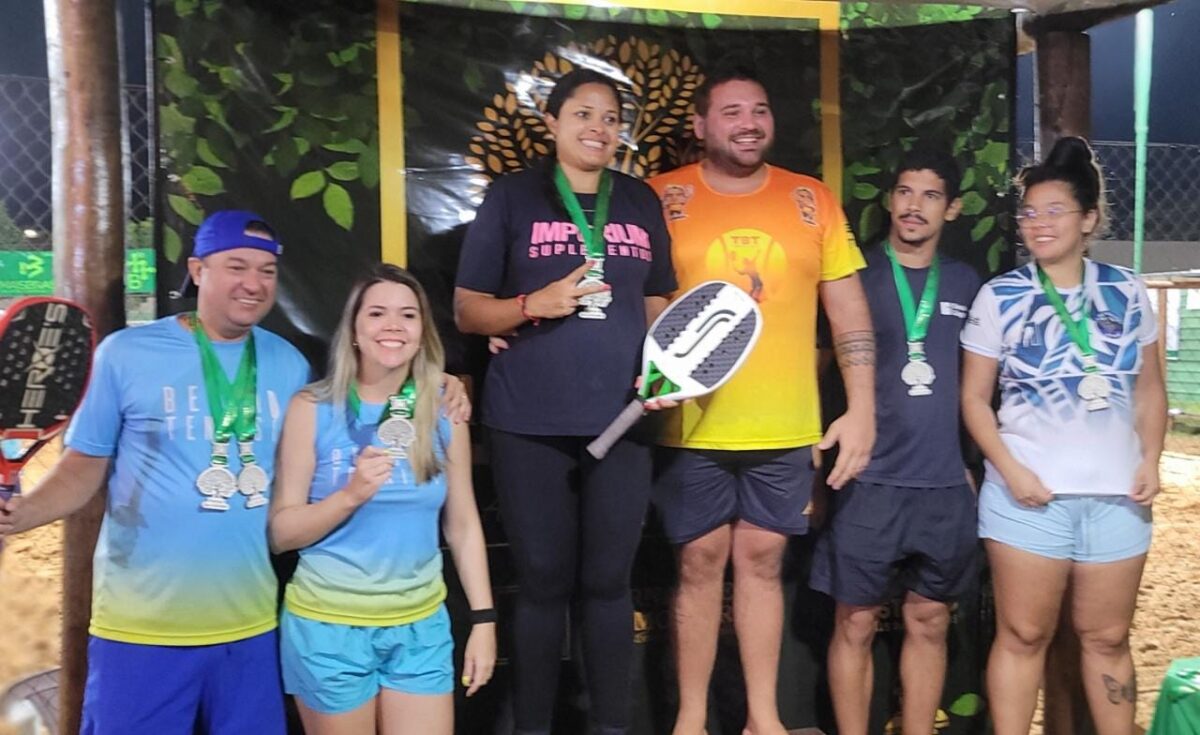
[3,438,1199,732]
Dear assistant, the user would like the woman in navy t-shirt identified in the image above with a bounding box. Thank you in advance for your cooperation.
[454,69,676,735]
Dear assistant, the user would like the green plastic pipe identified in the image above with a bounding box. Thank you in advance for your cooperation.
[1132,9,1153,274]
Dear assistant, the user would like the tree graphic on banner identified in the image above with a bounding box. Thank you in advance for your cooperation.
[463,36,705,199]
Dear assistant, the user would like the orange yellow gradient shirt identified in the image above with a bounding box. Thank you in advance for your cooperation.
[649,163,865,450]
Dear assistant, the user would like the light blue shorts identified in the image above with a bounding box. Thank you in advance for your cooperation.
[280,605,454,714]
[978,480,1152,563]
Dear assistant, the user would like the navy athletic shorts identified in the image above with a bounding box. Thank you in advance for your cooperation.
[810,480,978,606]
[652,445,817,544]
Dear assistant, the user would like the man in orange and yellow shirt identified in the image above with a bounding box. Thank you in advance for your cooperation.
[648,67,877,735]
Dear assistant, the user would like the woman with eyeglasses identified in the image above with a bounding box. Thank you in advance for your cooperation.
[960,136,1166,734]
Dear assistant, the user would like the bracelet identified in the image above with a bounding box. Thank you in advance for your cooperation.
[515,294,540,326]
[469,608,498,625]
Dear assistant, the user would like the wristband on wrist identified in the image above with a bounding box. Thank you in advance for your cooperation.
[469,608,498,625]
[516,294,540,326]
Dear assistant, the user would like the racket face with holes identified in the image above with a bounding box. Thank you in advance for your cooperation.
[0,298,95,494]
[639,280,761,402]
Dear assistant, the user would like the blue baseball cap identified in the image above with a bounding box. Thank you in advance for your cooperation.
[193,209,283,258]
[170,210,282,299]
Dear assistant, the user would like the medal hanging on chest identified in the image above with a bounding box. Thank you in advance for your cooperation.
[1037,265,1111,411]
[884,243,939,397]
[351,378,417,459]
[555,164,613,320]
[190,314,268,511]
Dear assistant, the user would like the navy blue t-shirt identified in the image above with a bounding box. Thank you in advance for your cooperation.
[456,166,676,436]
[857,245,982,487]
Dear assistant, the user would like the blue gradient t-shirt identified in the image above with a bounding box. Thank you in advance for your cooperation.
[65,316,310,645]
[961,260,1157,496]
[284,402,451,626]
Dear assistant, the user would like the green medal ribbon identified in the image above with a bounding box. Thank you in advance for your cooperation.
[190,313,258,465]
[883,242,940,361]
[349,378,417,424]
[553,164,613,267]
[1037,264,1098,372]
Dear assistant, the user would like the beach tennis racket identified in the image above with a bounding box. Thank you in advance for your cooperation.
[0,297,96,502]
[586,281,762,459]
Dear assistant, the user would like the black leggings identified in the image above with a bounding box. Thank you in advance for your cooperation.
[488,428,651,735]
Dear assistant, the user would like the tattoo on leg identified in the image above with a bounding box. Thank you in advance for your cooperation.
[834,330,876,368]
[1101,673,1137,704]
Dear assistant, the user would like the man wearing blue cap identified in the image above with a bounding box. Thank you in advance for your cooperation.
[0,211,309,733]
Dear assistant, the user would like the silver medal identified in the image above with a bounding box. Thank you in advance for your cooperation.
[197,465,237,511]
[1078,373,1111,411]
[577,270,611,320]
[377,416,416,458]
[237,464,270,508]
[901,359,936,397]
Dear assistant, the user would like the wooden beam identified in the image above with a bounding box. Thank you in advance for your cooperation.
[1024,0,1168,34]
[43,1,125,732]
[1035,30,1091,153]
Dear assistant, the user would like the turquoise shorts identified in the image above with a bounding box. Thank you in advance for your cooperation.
[280,605,454,714]
[978,480,1152,563]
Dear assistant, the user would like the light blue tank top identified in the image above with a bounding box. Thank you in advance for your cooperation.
[284,400,450,625]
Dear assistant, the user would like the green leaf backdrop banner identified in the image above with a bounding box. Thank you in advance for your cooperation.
[153,1,1013,732]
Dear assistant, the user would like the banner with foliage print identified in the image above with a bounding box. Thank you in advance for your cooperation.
[154,1,1010,731]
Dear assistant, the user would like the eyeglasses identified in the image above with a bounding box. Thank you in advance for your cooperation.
[1015,206,1083,225]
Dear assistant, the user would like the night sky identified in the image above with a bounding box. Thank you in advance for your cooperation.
[1,0,1197,143]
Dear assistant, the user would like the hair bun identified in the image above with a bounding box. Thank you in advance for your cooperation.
[1045,136,1097,173]
[1041,135,1102,205]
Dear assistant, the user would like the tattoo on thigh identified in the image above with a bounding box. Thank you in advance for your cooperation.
[1101,673,1137,704]
[834,330,876,368]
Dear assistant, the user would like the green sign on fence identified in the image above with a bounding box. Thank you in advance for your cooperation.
[0,249,156,296]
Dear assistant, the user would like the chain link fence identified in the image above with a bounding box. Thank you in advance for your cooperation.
[0,74,155,317]
[0,76,53,239]
[1017,139,1200,243]
[4,77,1199,271]
[0,73,152,244]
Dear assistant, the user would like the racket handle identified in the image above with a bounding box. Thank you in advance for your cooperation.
[587,400,646,460]
[0,475,18,501]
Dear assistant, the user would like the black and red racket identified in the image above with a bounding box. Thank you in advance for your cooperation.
[0,297,96,502]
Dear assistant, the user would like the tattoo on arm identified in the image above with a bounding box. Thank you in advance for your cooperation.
[834,330,876,369]
[1101,673,1137,704]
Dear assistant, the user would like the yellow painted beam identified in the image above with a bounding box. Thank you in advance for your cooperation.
[534,0,838,24]
[377,0,406,265]
[819,26,842,200]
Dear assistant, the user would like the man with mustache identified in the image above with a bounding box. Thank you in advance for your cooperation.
[648,67,876,735]
[809,149,981,735]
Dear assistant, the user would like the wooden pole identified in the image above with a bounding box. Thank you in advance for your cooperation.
[43,1,126,732]
[1035,30,1092,152]
[1033,26,1095,735]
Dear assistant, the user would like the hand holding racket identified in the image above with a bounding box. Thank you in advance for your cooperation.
[0,298,95,548]
[586,281,761,459]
